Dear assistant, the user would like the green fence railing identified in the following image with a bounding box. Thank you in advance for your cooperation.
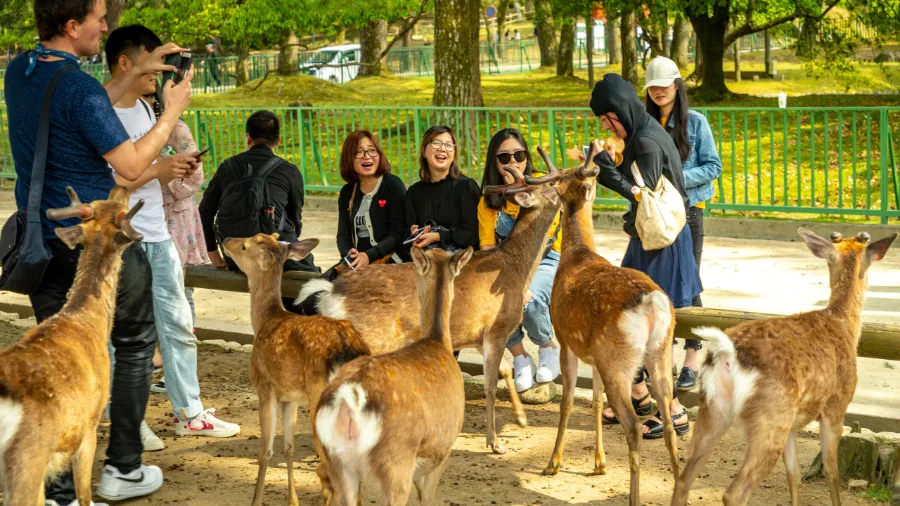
[2,106,897,222]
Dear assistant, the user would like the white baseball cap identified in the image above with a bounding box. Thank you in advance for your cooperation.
[643,56,682,91]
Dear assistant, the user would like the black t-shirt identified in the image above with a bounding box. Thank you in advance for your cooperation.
[404,175,481,251]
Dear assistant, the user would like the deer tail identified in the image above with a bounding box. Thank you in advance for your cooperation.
[691,326,757,421]
[315,383,382,463]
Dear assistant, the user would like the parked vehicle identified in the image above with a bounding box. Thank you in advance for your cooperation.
[300,44,361,84]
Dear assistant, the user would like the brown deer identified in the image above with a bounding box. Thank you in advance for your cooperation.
[671,228,897,506]
[315,246,473,506]
[221,234,371,506]
[529,142,680,506]
[0,187,144,506]
[297,170,562,453]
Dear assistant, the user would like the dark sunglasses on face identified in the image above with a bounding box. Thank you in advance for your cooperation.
[496,151,528,164]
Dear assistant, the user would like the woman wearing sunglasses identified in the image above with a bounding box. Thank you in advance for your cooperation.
[404,125,481,253]
[477,128,562,392]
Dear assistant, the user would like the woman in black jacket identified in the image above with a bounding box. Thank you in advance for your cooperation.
[590,73,702,440]
[335,130,407,270]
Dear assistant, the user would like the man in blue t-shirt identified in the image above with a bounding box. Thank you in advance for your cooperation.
[3,0,194,504]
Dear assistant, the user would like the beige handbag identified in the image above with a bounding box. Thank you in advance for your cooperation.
[630,161,686,251]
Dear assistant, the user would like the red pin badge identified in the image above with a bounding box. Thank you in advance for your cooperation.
[378,199,387,207]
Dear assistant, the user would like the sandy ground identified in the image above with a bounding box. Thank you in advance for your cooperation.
[0,319,883,506]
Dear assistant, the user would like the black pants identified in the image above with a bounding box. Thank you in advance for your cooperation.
[683,206,704,351]
[31,240,157,501]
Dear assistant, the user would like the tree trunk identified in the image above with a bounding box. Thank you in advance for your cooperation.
[733,31,741,82]
[534,0,558,67]
[236,47,250,86]
[279,31,300,75]
[687,4,731,101]
[607,18,621,65]
[764,29,772,74]
[106,0,126,33]
[401,19,413,47]
[586,15,595,87]
[334,26,346,44]
[621,10,638,87]
[798,16,820,58]
[497,0,512,41]
[556,17,575,77]
[672,13,690,69]
[433,0,483,107]
[358,18,388,77]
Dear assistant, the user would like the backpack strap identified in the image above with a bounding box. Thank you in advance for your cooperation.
[255,155,285,180]
[137,98,153,121]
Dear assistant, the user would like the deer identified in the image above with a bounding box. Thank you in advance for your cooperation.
[221,233,371,506]
[0,186,144,506]
[671,228,897,506]
[315,246,473,506]
[297,169,563,453]
[527,141,680,506]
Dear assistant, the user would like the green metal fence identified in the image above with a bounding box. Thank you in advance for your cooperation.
[4,105,896,222]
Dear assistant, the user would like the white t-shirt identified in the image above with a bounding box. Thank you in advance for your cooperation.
[112,99,170,242]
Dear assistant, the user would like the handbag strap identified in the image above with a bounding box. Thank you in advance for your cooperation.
[629,161,646,189]
[27,64,78,223]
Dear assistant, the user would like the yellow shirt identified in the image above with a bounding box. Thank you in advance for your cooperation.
[660,116,706,209]
[477,196,563,254]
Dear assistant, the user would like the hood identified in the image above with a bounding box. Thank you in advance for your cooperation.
[589,74,647,138]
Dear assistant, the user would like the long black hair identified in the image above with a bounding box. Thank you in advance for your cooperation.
[480,128,535,210]
[646,78,691,164]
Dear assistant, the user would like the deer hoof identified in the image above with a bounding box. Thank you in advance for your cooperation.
[516,414,528,428]
[542,463,560,476]
[591,464,607,476]
[491,444,508,455]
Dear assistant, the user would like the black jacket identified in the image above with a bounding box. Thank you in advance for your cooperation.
[404,175,481,252]
[336,173,407,262]
[590,74,689,238]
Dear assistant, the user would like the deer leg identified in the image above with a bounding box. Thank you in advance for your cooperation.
[542,344,578,476]
[592,366,607,475]
[376,454,417,506]
[283,402,300,506]
[72,429,98,506]
[3,447,49,506]
[722,413,792,506]
[602,371,643,506]
[819,412,845,506]
[671,399,730,506]
[251,390,278,506]
[498,356,528,427]
[482,342,506,454]
[647,357,680,480]
[783,431,800,506]
[418,456,450,506]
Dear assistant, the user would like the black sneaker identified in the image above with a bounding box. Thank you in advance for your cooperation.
[676,367,697,391]
[149,379,166,393]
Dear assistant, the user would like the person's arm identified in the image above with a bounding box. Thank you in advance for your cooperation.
[104,42,184,104]
[476,197,499,250]
[404,187,419,238]
[336,186,354,259]
[595,150,636,202]
[683,114,723,189]
[198,163,227,253]
[286,165,304,237]
[440,179,480,249]
[632,137,666,192]
[113,154,196,191]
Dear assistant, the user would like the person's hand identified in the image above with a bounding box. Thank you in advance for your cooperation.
[349,250,370,269]
[523,289,533,307]
[138,42,188,75]
[208,250,227,268]
[161,67,194,116]
[154,154,194,180]
[413,232,440,249]
[410,224,419,235]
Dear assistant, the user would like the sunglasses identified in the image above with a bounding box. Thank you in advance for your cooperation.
[496,151,528,164]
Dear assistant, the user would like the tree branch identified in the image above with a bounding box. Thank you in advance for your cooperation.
[726,11,798,44]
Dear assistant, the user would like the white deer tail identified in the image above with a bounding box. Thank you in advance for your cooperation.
[645,290,672,352]
[315,383,382,461]
[691,326,757,421]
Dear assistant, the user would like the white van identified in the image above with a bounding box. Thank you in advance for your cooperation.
[300,44,361,84]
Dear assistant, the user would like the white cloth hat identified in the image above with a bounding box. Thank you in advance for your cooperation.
[643,56,682,91]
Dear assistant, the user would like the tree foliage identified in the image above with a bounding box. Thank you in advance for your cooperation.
[0,0,35,50]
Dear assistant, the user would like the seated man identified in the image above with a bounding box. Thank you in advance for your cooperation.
[106,24,240,443]
[199,111,319,305]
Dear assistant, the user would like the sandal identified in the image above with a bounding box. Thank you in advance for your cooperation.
[642,411,690,440]
[601,393,654,424]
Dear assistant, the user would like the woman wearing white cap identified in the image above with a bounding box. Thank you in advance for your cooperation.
[643,56,722,391]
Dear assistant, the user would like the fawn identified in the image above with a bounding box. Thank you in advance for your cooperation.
[672,228,897,506]
[222,234,371,506]
[0,187,144,506]
[315,246,473,505]
[527,143,681,506]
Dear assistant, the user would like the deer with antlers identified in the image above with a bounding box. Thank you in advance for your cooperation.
[316,246,473,505]
[672,229,897,506]
[0,187,145,506]
[297,167,562,453]
[222,233,371,506]
[523,142,680,506]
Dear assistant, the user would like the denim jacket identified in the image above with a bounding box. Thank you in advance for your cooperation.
[666,110,723,207]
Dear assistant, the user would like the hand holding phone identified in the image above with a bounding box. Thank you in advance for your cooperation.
[162,52,193,87]
[343,253,356,270]
[403,226,428,246]
[194,147,210,160]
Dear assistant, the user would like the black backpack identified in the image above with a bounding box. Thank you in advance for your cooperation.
[213,156,287,255]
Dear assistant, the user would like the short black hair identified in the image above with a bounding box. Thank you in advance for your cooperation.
[105,25,163,72]
[35,0,96,42]
[246,111,281,146]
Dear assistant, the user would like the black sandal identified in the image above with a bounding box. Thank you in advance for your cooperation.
[642,411,690,440]
[601,393,654,425]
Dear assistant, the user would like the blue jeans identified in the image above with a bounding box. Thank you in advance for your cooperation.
[507,250,560,348]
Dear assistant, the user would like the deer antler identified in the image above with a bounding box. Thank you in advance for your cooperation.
[483,166,536,196]
[576,140,603,179]
[525,147,563,185]
[116,200,145,242]
[46,187,93,221]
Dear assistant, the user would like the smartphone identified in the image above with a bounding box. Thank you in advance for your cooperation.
[162,52,192,86]
[343,254,356,270]
[194,147,211,160]
[403,227,427,246]
[583,145,590,161]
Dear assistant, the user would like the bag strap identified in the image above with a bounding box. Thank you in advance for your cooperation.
[27,64,78,222]
[254,155,284,180]
[629,161,646,189]
[137,98,153,121]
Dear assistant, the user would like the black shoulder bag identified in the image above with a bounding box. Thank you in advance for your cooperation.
[0,64,78,294]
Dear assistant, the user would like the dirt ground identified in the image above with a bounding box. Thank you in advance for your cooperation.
[0,320,880,506]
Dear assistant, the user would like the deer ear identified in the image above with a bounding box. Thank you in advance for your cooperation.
[450,247,474,276]
[798,228,836,261]
[286,238,319,261]
[411,246,429,273]
[55,225,84,249]
[860,233,898,279]
[513,191,536,208]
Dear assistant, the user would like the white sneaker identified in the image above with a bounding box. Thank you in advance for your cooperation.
[45,501,109,506]
[174,408,240,437]
[149,377,166,393]
[140,420,165,451]
[535,346,561,383]
[512,354,535,392]
[96,464,163,501]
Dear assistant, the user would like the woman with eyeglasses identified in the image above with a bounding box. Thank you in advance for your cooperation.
[404,125,481,253]
[477,128,562,392]
[334,130,407,272]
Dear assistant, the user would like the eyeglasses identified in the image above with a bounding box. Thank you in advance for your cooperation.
[496,151,528,164]
[429,140,456,152]
[355,148,379,159]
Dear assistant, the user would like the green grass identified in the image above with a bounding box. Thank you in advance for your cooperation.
[858,484,893,502]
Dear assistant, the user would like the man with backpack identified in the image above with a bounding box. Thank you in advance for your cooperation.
[199,110,318,294]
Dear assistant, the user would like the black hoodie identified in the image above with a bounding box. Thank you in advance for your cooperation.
[590,74,689,238]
